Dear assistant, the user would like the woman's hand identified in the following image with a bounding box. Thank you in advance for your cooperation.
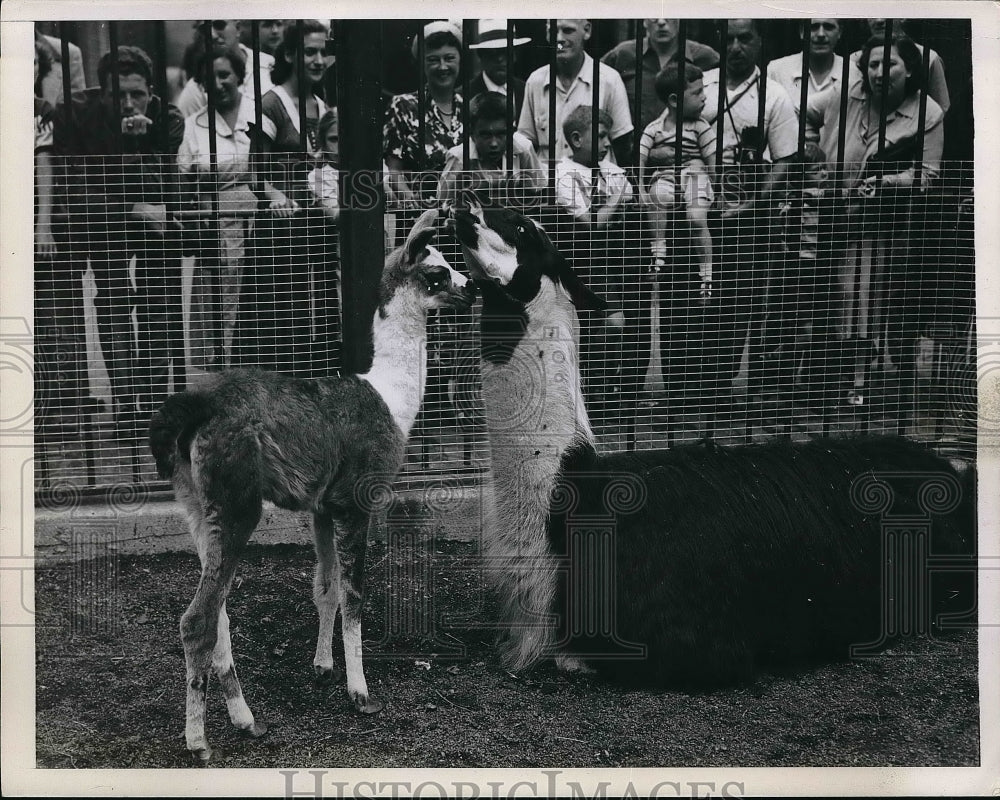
[35,225,56,259]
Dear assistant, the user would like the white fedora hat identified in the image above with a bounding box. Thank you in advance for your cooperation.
[469,19,531,49]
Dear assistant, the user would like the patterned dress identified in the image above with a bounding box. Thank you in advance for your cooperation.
[383,90,463,176]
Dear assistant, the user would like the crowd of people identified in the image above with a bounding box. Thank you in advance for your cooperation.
[33,17,964,440]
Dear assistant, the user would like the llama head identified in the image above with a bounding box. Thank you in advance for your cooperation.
[380,208,475,316]
[452,196,607,312]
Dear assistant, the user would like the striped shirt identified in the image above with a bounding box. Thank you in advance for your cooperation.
[639,111,716,170]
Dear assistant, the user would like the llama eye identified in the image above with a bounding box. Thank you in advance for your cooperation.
[516,225,526,235]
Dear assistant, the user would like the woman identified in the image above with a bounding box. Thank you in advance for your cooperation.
[806,34,944,406]
[177,43,259,369]
[383,20,464,208]
[238,20,338,378]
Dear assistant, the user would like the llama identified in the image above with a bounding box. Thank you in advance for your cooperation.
[148,209,473,761]
[452,199,975,687]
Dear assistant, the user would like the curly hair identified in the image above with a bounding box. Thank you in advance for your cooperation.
[194,42,247,88]
[97,45,154,91]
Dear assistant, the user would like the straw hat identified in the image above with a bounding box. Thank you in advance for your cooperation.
[411,20,463,59]
[469,19,531,49]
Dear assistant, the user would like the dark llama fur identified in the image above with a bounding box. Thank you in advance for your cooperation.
[550,435,975,688]
[148,209,473,761]
[452,199,976,688]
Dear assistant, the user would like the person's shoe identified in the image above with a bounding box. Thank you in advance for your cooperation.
[647,258,666,281]
[846,389,865,406]
[698,280,713,305]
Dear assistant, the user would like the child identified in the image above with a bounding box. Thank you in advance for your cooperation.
[555,105,634,229]
[306,108,341,222]
[554,105,633,421]
[437,91,543,207]
[638,60,717,302]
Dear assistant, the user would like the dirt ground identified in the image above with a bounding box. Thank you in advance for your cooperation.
[35,539,979,769]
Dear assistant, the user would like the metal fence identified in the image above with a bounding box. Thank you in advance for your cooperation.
[32,18,977,502]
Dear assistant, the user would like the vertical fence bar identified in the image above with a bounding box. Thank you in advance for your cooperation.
[463,19,474,171]
[548,18,557,199]
[631,20,644,166]
[336,20,385,375]
[200,22,224,369]
[714,19,727,174]
[296,20,308,153]
[673,20,686,204]
[417,22,426,172]
[506,22,515,176]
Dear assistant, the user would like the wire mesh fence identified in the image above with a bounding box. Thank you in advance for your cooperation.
[31,18,977,500]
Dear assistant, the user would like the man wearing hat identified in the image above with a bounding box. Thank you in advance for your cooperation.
[468,19,529,121]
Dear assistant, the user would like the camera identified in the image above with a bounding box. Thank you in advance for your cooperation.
[736,125,762,166]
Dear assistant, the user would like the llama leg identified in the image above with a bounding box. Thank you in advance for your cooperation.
[213,601,267,737]
[312,510,344,685]
[339,513,383,714]
[178,449,262,761]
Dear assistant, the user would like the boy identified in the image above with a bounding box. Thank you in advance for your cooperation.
[638,60,716,301]
[555,104,633,227]
[437,91,543,207]
[554,105,636,421]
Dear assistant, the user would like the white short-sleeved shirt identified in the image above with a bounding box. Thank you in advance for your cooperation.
[176,44,274,118]
[700,66,799,166]
[518,53,634,164]
[554,156,634,219]
[767,53,848,116]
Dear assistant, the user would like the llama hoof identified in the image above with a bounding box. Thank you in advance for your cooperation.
[189,746,213,764]
[314,665,344,686]
[240,720,268,738]
[352,694,384,715]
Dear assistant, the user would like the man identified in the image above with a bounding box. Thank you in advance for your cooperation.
[468,18,530,122]
[517,18,633,164]
[767,19,847,117]
[176,20,273,116]
[602,18,720,130]
[54,46,185,428]
[697,20,800,410]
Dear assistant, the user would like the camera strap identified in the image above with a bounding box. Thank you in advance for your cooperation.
[722,74,760,142]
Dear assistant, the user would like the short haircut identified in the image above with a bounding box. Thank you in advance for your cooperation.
[469,92,509,127]
[98,45,154,91]
[654,60,704,104]
[858,33,925,98]
[562,104,612,142]
[195,43,247,88]
[317,107,338,144]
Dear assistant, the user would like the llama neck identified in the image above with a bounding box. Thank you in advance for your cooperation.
[360,290,428,440]
[480,278,594,521]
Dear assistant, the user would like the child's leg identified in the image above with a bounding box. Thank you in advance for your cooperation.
[686,205,713,285]
[646,173,678,264]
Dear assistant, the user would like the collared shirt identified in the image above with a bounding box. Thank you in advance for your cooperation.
[766,53,846,116]
[554,156,634,219]
[601,39,721,130]
[805,82,944,189]
[437,131,544,204]
[518,53,633,163]
[700,66,799,166]
[177,95,257,216]
[176,44,274,118]
[482,72,507,96]
[36,34,85,105]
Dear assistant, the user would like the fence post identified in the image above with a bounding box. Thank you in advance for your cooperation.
[336,20,385,374]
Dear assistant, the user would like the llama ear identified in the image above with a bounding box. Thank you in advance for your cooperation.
[405,208,440,262]
[530,219,608,312]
